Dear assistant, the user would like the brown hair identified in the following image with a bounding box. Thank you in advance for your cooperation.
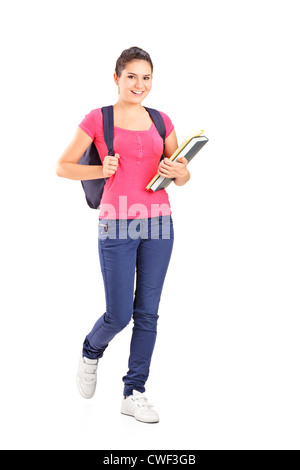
[115,46,153,78]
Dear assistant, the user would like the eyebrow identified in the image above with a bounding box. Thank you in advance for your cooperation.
[126,72,152,76]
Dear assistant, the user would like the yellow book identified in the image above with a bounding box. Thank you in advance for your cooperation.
[146,130,209,192]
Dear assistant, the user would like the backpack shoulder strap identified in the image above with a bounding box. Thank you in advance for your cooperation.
[101,106,114,156]
[144,107,166,161]
[144,106,166,142]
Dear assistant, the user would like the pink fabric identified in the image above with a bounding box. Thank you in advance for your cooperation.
[78,108,174,219]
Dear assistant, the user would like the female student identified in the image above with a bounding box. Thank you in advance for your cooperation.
[56,46,190,423]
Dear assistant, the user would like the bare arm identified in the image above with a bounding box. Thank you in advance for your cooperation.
[55,127,104,180]
[159,129,190,186]
[55,127,119,180]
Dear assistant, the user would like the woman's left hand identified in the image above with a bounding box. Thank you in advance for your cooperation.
[157,156,189,179]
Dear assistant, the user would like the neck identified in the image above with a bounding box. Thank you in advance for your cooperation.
[113,99,144,115]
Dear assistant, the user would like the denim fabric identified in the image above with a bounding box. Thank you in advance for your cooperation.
[82,215,174,397]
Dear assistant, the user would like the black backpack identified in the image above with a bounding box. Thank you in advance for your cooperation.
[78,105,166,209]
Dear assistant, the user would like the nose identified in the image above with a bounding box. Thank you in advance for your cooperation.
[135,77,144,89]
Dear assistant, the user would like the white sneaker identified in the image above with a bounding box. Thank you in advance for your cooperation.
[76,355,98,399]
[121,390,159,423]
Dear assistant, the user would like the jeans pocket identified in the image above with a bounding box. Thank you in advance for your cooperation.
[98,219,118,240]
[98,219,109,239]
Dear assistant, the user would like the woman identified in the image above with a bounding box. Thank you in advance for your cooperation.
[56,46,190,423]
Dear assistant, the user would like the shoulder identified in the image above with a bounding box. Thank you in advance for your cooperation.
[156,109,174,128]
[81,107,103,125]
[156,109,175,137]
[156,109,171,119]
[86,107,102,121]
[78,107,103,139]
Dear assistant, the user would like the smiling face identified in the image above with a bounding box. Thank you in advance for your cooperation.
[114,60,153,104]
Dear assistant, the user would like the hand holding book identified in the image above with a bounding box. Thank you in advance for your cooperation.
[146,129,209,192]
[157,155,189,180]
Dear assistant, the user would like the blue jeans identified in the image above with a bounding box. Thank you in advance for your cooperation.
[82,215,174,397]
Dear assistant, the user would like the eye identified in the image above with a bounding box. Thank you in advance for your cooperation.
[127,75,151,80]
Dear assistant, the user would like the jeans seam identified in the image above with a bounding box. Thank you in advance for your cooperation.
[99,239,110,318]
[88,240,111,345]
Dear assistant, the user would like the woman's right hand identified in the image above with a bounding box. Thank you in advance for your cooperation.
[103,153,120,178]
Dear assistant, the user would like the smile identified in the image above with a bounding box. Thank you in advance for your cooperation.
[131,91,144,95]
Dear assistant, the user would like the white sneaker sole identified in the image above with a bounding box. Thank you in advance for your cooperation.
[121,410,159,423]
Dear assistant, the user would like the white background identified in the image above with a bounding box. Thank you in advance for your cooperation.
[0,0,299,450]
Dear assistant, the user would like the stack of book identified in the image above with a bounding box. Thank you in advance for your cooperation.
[146,130,209,192]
